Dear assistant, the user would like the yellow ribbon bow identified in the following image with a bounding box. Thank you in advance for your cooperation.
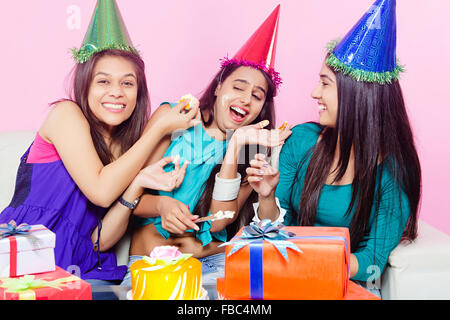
[0,274,80,300]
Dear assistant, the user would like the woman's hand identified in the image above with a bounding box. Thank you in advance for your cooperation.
[155,99,202,136]
[246,153,279,198]
[134,155,188,192]
[156,196,200,234]
[231,120,292,148]
[91,155,187,252]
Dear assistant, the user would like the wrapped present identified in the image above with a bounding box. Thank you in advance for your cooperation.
[0,266,92,300]
[343,281,380,300]
[217,220,352,300]
[217,277,380,300]
[0,221,56,278]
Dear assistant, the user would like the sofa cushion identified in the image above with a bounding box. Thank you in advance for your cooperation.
[381,220,450,299]
[0,131,35,210]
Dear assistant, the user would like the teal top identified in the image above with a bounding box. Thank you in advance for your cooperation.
[135,102,229,246]
[275,123,411,281]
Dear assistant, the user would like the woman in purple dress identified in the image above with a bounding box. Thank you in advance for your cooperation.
[0,1,199,291]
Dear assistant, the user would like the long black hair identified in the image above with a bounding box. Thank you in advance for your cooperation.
[296,69,421,250]
[193,64,277,239]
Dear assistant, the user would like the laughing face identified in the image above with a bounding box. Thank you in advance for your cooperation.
[87,55,138,134]
[212,66,268,133]
[311,60,338,128]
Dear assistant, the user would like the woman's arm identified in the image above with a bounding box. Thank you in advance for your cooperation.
[350,254,359,278]
[91,155,189,251]
[351,177,411,282]
[132,102,185,217]
[129,103,201,234]
[40,100,198,207]
[134,194,200,234]
[90,177,142,251]
[209,121,292,231]
[128,102,184,217]
[246,123,299,222]
[209,183,254,233]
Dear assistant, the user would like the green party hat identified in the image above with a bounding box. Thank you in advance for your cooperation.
[71,0,138,63]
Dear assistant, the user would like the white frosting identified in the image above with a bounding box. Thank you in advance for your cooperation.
[221,94,230,110]
[212,210,235,221]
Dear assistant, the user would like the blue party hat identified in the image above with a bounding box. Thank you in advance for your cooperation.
[326,0,404,84]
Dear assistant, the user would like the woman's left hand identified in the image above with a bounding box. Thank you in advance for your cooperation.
[231,120,292,148]
[135,155,188,192]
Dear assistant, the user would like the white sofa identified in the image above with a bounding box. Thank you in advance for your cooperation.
[1,130,450,299]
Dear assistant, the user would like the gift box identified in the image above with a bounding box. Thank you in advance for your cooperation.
[343,281,380,300]
[0,266,92,300]
[217,277,380,300]
[0,221,56,278]
[216,220,353,300]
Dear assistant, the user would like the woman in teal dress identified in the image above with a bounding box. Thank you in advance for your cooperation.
[121,6,291,289]
[246,0,421,298]
[123,65,290,289]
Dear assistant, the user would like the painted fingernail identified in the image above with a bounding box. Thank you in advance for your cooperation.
[258,170,264,174]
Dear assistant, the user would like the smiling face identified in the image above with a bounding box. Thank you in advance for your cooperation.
[213,66,268,132]
[87,55,138,134]
[311,60,339,128]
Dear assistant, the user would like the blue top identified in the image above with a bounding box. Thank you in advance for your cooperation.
[275,123,410,281]
[135,102,229,246]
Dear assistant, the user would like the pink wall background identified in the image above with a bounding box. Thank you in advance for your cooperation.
[1,1,449,235]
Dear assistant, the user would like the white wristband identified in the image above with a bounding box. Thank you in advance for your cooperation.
[252,197,286,224]
[212,173,242,201]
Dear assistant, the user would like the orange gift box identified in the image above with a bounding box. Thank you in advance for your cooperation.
[217,224,355,300]
[343,281,380,300]
[217,277,380,300]
[0,266,92,300]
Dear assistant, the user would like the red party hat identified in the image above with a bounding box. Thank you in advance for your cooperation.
[220,5,281,87]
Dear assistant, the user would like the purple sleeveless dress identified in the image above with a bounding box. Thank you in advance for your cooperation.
[0,145,127,281]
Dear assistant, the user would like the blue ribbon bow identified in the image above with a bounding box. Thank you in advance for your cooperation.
[220,220,350,299]
[220,219,302,261]
[219,220,302,299]
[0,220,31,239]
